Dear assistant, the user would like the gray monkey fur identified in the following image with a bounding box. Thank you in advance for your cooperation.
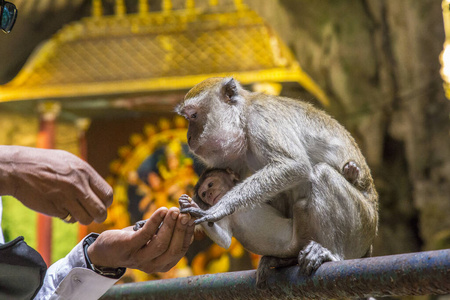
[176,77,378,287]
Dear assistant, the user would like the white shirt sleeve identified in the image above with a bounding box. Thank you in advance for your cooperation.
[35,236,120,300]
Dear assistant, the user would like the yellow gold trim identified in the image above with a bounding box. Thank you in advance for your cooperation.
[0,2,330,107]
[0,67,329,106]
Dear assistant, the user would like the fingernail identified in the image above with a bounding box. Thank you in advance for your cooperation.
[160,210,167,218]
[171,211,179,220]
[181,214,190,225]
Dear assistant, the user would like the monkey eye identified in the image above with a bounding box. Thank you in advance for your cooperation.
[202,192,206,198]
[190,113,197,119]
[208,182,213,188]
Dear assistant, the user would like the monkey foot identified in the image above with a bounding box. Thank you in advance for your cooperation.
[298,241,340,275]
[343,161,360,184]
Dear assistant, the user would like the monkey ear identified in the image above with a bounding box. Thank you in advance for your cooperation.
[221,78,239,104]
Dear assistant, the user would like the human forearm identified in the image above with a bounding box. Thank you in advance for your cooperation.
[0,145,19,196]
[0,145,113,224]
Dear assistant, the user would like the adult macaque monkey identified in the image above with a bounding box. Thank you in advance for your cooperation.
[176,77,378,286]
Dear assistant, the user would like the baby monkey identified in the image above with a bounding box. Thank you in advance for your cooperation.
[179,162,360,287]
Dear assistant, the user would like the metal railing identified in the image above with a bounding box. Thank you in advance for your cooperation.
[100,249,450,299]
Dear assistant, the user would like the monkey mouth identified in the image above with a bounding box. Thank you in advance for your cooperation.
[212,193,221,205]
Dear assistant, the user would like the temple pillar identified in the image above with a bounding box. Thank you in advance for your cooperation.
[36,101,61,266]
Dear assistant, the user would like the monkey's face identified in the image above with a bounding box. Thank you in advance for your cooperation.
[176,100,212,160]
[197,172,235,206]
[176,77,248,167]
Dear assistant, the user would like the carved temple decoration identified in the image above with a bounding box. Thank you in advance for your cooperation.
[0,0,329,107]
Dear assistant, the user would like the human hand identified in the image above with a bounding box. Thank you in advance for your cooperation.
[0,146,113,224]
[87,207,195,273]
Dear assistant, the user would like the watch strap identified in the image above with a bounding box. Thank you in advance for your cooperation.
[83,233,126,279]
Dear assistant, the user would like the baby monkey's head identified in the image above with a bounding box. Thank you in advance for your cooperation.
[193,168,240,210]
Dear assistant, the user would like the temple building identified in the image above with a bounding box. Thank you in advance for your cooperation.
[0,0,328,282]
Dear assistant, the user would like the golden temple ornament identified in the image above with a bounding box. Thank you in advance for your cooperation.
[0,0,330,107]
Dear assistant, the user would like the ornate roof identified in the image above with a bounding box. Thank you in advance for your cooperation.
[0,1,329,106]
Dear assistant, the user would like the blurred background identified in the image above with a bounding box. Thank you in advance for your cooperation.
[0,0,449,296]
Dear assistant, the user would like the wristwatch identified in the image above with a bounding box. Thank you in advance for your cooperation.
[83,233,126,279]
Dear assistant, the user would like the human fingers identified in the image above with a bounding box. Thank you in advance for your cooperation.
[68,175,109,224]
[68,157,113,223]
[139,207,179,259]
[77,187,109,223]
[61,197,94,225]
[124,224,138,231]
[131,207,169,248]
[83,162,113,222]
[87,164,114,208]
[151,213,192,271]
[61,151,113,211]
[184,218,196,247]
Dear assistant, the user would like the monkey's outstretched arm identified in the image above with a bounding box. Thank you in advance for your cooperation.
[190,158,311,224]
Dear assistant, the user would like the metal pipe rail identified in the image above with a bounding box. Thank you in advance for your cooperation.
[100,249,450,299]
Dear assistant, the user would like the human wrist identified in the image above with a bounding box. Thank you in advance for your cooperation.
[83,233,126,279]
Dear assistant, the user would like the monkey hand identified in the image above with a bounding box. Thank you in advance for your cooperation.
[179,194,198,210]
[179,206,206,218]
[192,203,235,225]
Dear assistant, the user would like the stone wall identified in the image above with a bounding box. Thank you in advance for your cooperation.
[245,0,450,255]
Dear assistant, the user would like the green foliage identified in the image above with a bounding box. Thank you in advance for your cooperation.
[2,196,78,263]
[52,218,78,262]
[2,196,37,248]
